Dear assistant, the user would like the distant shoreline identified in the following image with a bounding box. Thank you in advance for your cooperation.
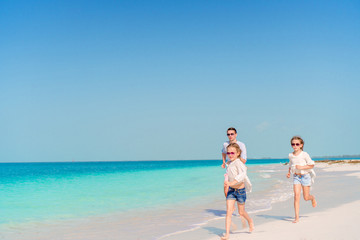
[253,154,360,160]
[1,156,360,164]
[314,154,360,159]
[315,159,360,164]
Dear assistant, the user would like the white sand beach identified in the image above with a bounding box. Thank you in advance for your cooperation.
[162,161,360,240]
[208,200,360,240]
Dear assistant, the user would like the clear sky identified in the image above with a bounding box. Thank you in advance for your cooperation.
[1,0,359,162]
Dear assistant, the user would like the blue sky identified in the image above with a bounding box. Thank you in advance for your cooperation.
[1,0,359,162]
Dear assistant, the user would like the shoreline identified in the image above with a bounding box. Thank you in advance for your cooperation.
[1,160,359,240]
[160,161,360,240]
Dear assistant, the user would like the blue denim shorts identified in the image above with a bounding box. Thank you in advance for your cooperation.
[293,173,311,186]
[226,187,246,204]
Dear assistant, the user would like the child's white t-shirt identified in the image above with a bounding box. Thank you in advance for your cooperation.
[289,151,315,175]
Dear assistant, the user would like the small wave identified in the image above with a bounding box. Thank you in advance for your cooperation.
[260,174,271,178]
[248,206,272,214]
[246,199,272,214]
[257,170,276,173]
[156,216,224,239]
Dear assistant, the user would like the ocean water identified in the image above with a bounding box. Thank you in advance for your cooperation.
[0,159,316,239]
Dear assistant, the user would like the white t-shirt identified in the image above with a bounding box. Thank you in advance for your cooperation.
[226,158,252,192]
[288,151,315,175]
[222,140,247,161]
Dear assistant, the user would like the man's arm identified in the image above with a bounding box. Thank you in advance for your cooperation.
[222,153,227,168]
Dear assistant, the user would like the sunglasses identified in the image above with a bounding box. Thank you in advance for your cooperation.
[291,143,301,146]
[226,152,236,155]
[227,133,235,136]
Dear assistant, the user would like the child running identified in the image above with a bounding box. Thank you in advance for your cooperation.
[287,136,317,223]
[221,143,254,239]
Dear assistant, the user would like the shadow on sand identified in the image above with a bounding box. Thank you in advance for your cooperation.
[205,209,226,217]
[256,214,308,222]
[203,226,224,236]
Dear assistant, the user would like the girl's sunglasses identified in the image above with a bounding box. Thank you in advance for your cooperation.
[226,152,236,155]
[291,143,301,146]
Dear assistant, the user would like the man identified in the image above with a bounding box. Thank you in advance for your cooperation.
[222,127,248,230]
[222,127,247,168]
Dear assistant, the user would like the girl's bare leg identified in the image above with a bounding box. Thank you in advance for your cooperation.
[293,184,302,223]
[222,199,235,239]
[239,215,247,229]
[234,205,247,228]
[224,187,238,231]
[237,203,254,232]
[302,185,317,207]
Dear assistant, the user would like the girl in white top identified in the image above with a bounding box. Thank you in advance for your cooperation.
[221,143,254,239]
[286,136,317,223]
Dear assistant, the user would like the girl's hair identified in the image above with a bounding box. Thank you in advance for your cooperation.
[227,143,242,159]
[291,136,304,150]
[227,127,237,133]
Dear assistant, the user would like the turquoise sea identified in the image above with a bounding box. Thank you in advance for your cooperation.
[1,158,356,239]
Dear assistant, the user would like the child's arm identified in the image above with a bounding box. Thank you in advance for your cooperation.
[225,179,240,188]
[225,174,244,188]
[286,167,291,178]
[287,156,292,178]
[296,164,314,170]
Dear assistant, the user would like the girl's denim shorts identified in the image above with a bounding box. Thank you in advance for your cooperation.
[293,173,311,186]
[226,187,246,204]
